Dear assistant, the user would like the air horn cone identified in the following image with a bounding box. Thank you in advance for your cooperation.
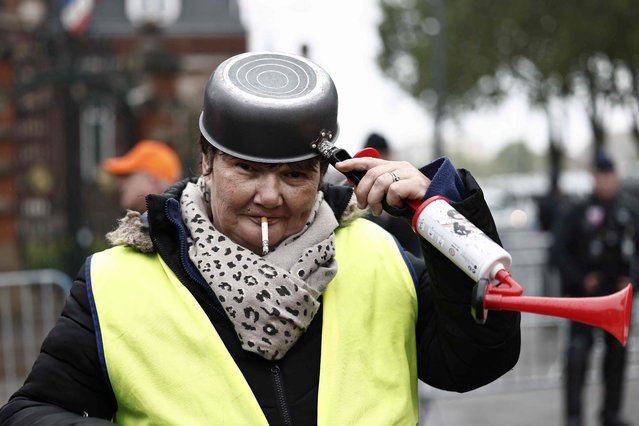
[472,281,633,346]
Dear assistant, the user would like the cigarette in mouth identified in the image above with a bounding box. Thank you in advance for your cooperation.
[261,216,269,255]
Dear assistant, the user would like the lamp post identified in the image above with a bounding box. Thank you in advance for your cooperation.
[125,0,182,31]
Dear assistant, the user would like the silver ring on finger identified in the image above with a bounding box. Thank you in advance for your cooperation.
[389,171,400,183]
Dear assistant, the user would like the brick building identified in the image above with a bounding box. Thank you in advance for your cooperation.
[0,0,246,273]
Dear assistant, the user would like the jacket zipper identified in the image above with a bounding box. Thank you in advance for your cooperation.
[155,197,294,424]
[271,364,294,426]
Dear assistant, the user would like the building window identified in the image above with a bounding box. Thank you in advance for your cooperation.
[80,100,115,182]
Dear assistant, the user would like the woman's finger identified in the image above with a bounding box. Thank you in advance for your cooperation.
[336,159,430,214]
[336,158,394,209]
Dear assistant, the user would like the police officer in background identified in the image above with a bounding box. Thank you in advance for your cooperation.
[554,151,639,426]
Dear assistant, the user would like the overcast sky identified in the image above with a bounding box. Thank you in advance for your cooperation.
[236,0,631,165]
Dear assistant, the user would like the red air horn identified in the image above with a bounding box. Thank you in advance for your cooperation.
[408,195,633,346]
[472,271,633,346]
[312,138,634,346]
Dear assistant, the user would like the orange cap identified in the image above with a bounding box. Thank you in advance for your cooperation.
[102,140,181,184]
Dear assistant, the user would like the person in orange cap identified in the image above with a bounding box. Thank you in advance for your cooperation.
[102,140,182,212]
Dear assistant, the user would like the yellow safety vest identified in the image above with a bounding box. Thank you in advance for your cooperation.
[88,218,418,425]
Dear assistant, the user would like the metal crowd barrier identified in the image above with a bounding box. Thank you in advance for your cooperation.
[0,269,72,403]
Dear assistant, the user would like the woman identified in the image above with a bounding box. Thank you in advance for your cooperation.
[0,52,520,425]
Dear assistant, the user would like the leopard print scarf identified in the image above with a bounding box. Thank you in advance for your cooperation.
[180,177,338,360]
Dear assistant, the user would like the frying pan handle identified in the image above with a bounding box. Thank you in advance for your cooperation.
[325,147,413,218]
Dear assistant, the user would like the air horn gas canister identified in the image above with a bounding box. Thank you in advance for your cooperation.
[312,135,633,346]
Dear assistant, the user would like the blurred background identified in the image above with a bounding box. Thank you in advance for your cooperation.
[0,1,638,424]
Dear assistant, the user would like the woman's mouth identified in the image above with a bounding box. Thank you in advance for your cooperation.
[249,214,280,225]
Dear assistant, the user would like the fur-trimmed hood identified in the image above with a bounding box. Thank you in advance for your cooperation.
[106,181,366,254]
[106,210,155,253]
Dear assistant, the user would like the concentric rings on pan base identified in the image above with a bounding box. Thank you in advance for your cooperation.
[226,53,318,99]
[199,51,338,163]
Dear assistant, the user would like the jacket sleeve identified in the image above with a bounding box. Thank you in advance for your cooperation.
[0,262,117,425]
[413,168,521,392]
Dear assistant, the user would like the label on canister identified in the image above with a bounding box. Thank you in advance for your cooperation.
[413,196,512,282]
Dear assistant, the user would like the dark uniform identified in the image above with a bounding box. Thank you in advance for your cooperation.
[554,157,638,426]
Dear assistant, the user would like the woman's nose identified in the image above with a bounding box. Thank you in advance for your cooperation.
[254,174,283,207]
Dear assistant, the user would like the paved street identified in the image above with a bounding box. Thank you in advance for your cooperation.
[421,377,639,425]
[418,310,639,426]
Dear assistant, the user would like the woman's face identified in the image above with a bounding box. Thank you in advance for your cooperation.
[202,151,322,254]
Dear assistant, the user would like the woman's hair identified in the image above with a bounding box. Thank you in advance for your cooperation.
[199,134,216,175]
[199,134,330,181]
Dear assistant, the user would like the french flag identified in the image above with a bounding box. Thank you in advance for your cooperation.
[60,0,96,36]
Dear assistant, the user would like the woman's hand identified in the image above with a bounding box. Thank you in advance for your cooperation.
[335,158,431,216]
